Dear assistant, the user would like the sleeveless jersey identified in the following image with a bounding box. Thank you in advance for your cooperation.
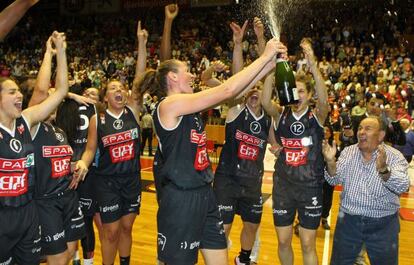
[33,122,73,198]
[0,116,35,207]
[152,100,213,189]
[274,106,325,187]
[215,105,271,185]
[72,104,96,161]
[96,106,140,176]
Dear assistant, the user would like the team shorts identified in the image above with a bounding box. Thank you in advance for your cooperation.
[272,177,323,230]
[36,191,85,256]
[157,184,227,265]
[0,201,41,265]
[77,170,97,217]
[96,174,141,224]
[213,174,263,224]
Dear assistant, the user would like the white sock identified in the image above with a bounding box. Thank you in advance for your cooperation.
[84,258,94,265]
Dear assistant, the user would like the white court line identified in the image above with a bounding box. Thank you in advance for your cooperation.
[322,214,332,265]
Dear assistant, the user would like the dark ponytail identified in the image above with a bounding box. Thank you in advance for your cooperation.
[55,99,81,146]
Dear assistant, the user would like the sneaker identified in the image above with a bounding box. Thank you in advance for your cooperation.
[321,219,331,230]
[234,256,250,265]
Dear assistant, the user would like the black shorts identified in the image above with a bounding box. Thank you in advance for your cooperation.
[213,175,263,224]
[36,191,85,256]
[96,174,141,224]
[77,170,97,217]
[0,201,41,265]
[157,184,227,265]
[272,177,323,230]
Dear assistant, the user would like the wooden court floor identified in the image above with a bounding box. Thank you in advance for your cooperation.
[88,158,414,265]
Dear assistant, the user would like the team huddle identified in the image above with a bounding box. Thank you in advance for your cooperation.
[0,1,410,265]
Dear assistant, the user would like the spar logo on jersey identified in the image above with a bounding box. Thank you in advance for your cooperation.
[0,155,33,196]
[280,137,303,148]
[0,155,33,172]
[235,130,265,148]
[190,129,209,171]
[102,128,138,147]
[43,145,73,157]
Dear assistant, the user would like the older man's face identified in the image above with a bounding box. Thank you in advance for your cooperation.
[357,117,385,153]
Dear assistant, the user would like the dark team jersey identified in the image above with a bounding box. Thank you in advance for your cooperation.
[215,105,271,185]
[152,100,213,189]
[0,116,35,207]
[274,106,325,187]
[33,122,73,198]
[72,104,96,161]
[96,106,140,176]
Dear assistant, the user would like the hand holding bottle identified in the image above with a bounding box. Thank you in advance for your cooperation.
[262,38,287,62]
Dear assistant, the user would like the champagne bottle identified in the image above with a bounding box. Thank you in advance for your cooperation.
[274,58,298,106]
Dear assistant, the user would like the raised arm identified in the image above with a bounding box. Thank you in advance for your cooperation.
[0,0,39,40]
[28,36,55,107]
[160,39,287,125]
[23,31,68,127]
[134,20,148,80]
[261,73,280,121]
[200,60,227,88]
[301,38,329,123]
[230,20,247,75]
[253,17,266,56]
[160,4,178,62]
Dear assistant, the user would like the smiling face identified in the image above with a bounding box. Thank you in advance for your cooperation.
[357,117,385,154]
[0,79,23,121]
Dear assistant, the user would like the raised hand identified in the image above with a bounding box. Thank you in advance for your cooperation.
[137,20,148,45]
[322,139,337,162]
[211,60,228,73]
[46,36,56,55]
[165,3,178,20]
[376,144,388,172]
[51,31,66,51]
[300,38,316,68]
[262,38,288,61]
[253,17,264,38]
[230,20,248,45]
